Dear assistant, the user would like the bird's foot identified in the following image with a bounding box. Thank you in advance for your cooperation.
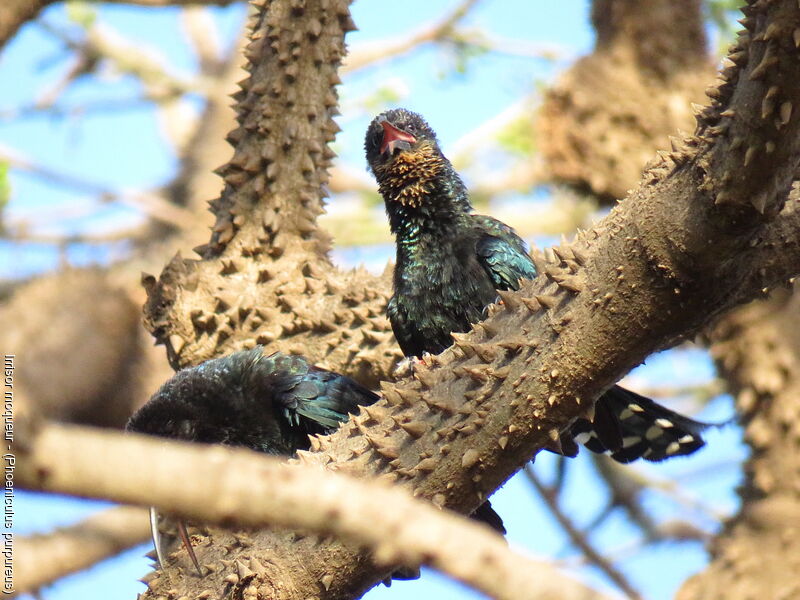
[393,354,430,378]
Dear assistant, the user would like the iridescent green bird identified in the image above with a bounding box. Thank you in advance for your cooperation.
[127,346,503,576]
[127,347,380,575]
[366,108,710,464]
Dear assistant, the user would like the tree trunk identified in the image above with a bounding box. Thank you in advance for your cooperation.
[678,285,800,600]
[538,0,714,203]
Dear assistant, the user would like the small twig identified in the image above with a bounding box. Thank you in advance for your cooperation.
[180,7,223,74]
[0,146,196,229]
[552,455,569,498]
[342,0,481,74]
[2,224,148,245]
[16,506,150,594]
[625,379,725,403]
[0,97,160,120]
[525,465,644,600]
[465,32,568,61]
[38,19,209,100]
[558,520,712,570]
[603,459,727,523]
[589,455,662,541]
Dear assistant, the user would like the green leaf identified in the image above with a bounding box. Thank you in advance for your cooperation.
[0,162,10,211]
[496,116,537,157]
[66,0,97,28]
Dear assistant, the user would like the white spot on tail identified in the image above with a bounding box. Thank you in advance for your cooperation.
[645,426,663,440]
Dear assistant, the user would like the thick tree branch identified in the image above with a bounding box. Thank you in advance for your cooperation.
[678,286,800,600]
[142,0,403,387]
[0,0,49,50]
[538,0,714,203]
[15,506,150,595]
[137,1,800,597]
[17,423,612,600]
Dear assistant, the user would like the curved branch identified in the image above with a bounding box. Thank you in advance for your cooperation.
[17,424,612,600]
[15,506,150,595]
[341,0,480,74]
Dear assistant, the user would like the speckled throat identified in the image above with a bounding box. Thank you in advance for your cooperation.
[376,140,445,209]
[375,141,472,240]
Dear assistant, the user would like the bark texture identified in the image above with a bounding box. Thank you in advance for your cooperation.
[0,0,49,50]
[141,0,402,387]
[19,425,613,600]
[538,0,715,203]
[536,1,800,596]
[135,0,800,597]
[678,286,800,600]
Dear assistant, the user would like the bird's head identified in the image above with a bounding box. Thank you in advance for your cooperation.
[365,108,461,212]
[365,108,438,166]
[126,395,209,442]
[365,109,440,173]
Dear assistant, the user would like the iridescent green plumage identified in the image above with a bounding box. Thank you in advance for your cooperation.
[127,347,382,575]
[366,108,711,465]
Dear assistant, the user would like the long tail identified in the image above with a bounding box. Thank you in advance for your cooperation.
[567,385,713,463]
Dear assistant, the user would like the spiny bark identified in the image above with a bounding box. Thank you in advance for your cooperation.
[137,1,800,598]
[678,286,800,600]
[538,0,714,203]
[142,0,401,387]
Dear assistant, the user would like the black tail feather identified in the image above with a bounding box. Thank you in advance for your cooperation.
[471,500,506,535]
[568,385,711,463]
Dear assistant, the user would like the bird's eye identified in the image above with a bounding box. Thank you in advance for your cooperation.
[406,123,416,133]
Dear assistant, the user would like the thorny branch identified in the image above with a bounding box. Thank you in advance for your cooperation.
[10,0,797,596]
[129,0,800,597]
[17,423,613,600]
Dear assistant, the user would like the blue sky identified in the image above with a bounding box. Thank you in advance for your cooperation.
[2,2,745,599]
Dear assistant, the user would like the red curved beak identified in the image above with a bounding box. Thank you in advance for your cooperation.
[380,120,416,155]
